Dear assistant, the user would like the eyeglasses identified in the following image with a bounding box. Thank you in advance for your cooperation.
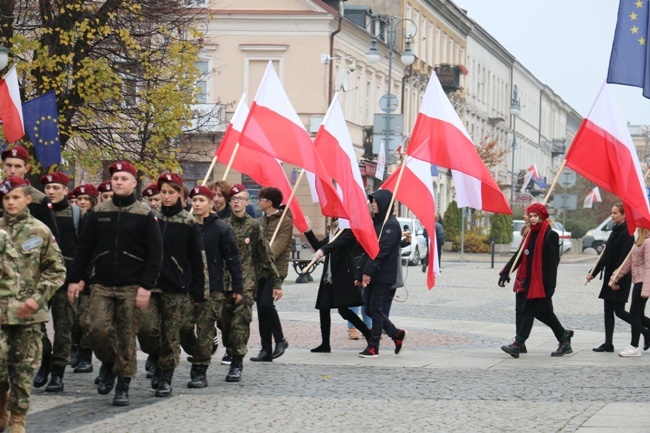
[230,196,248,203]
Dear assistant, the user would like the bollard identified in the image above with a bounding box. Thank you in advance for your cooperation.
[491,241,495,269]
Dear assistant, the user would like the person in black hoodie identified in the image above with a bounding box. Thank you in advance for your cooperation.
[355,189,407,358]
[137,173,206,398]
[67,161,163,407]
[181,185,243,388]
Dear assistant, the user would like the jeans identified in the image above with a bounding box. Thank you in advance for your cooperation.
[366,282,398,347]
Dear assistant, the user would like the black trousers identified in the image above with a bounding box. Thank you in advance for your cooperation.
[602,300,633,346]
[366,282,398,347]
[629,283,650,347]
[256,278,284,352]
[318,308,370,346]
[516,297,567,344]
[515,292,551,335]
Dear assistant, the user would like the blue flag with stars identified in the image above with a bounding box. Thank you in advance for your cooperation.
[22,91,61,167]
[607,0,650,98]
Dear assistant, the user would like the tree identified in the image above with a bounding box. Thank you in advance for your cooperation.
[476,135,507,170]
[489,213,513,244]
[443,200,462,243]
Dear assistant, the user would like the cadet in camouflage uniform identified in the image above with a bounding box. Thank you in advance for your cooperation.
[137,173,206,398]
[222,184,281,382]
[67,161,163,407]
[0,176,66,433]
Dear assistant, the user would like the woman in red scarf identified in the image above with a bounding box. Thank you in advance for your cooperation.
[498,203,573,358]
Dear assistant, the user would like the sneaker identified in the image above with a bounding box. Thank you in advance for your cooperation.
[221,351,233,365]
[358,346,379,358]
[393,329,407,355]
[619,346,642,357]
[348,328,360,340]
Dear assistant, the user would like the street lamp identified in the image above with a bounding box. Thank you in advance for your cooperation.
[366,16,416,178]
[509,85,521,204]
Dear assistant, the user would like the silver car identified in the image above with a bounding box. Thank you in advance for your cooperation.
[397,217,429,266]
[510,219,571,254]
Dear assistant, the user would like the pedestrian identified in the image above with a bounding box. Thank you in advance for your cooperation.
[609,226,650,357]
[209,180,232,219]
[97,180,113,203]
[137,173,206,397]
[305,218,370,353]
[72,184,98,213]
[67,160,163,406]
[586,204,642,353]
[499,203,573,358]
[434,214,444,269]
[142,183,161,211]
[181,185,243,388]
[0,176,66,433]
[355,189,407,358]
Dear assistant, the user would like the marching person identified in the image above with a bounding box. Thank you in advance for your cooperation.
[0,176,66,433]
[209,180,232,219]
[97,180,113,204]
[72,184,98,213]
[142,183,161,211]
[67,161,163,406]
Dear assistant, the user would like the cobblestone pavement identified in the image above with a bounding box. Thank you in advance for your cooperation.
[28,254,650,432]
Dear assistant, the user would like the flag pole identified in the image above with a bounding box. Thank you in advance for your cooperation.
[585,245,606,285]
[299,229,345,274]
[508,231,530,277]
[378,155,409,242]
[542,159,566,204]
[199,156,218,186]
[221,142,240,181]
[269,169,305,247]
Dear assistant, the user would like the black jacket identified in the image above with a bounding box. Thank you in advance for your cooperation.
[200,213,243,294]
[68,193,163,290]
[592,222,635,303]
[52,198,87,279]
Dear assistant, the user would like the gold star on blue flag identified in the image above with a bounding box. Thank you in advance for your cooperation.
[22,91,61,167]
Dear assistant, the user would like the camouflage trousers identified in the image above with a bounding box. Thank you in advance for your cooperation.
[71,293,91,349]
[86,284,140,378]
[0,324,42,415]
[180,291,225,366]
[220,289,255,358]
[137,292,188,370]
[41,286,74,368]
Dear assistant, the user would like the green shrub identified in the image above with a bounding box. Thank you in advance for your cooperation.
[443,201,462,242]
[489,213,513,244]
[451,229,490,253]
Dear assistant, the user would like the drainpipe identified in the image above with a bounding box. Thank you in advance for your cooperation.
[328,16,343,104]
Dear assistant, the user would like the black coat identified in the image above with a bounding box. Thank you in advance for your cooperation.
[305,229,364,310]
[592,222,634,303]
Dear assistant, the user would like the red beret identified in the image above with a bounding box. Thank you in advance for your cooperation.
[157,172,184,190]
[97,180,112,193]
[189,185,214,200]
[228,183,247,198]
[526,203,550,220]
[108,161,137,178]
[142,183,160,197]
[68,191,76,200]
[40,172,69,186]
[73,184,99,198]
[1,145,29,162]
[0,176,29,196]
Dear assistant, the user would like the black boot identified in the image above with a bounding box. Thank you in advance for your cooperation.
[187,365,208,389]
[70,345,81,369]
[112,377,130,407]
[32,352,51,388]
[145,355,156,378]
[154,369,174,397]
[98,364,116,395]
[250,349,273,362]
[150,366,160,390]
[74,348,93,373]
[225,356,243,382]
[501,341,522,358]
[45,366,65,392]
[95,362,107,385]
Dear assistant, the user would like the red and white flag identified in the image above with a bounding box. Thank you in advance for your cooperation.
[238,61,348,220]
[406,73,511,215]
[583,186,602,209]
[0,66,24,143]
[215,95,309,233]
[565,83,650,233]
[381,156,439,289]
[314,93,378,258]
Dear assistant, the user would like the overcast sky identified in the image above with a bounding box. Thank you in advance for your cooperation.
[452,0,650,125]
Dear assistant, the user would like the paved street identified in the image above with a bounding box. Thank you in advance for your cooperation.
[29,253,650,432]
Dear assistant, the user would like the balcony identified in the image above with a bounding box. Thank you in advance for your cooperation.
[434,64,466,93]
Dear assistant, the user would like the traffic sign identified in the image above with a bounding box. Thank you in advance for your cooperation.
[559,168,577,188]
[515,193,534,204]
[379,93,399,113]
[373,113,403,136]
[555,193,578,210]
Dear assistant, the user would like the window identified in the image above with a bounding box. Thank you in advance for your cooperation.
[195,60,209,104]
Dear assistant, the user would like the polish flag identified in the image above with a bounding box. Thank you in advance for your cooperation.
[583,186,602,209]
[238,61,348,220]
[565,83,650,233]
[215,95,309,233]
[381,156,439,289]
[0,66,24,143]
[406,73,511,215]
[313,93,378,258]
[520,164,547,192]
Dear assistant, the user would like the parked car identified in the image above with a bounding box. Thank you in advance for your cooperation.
[510,219,571,254]
[397,217,428,266]
[582,216,613,253]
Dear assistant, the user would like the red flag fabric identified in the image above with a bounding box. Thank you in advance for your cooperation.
[215,96,309,233]
[406,73,511,215]
[0,66,24,143]
[238,61,348,220]
[565,83,650,233]
[313,93,378,258]
[381,156,439,289]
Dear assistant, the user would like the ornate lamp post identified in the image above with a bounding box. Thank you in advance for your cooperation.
[509,85,521,204]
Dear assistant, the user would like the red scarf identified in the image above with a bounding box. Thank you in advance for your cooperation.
[518,220,550,299]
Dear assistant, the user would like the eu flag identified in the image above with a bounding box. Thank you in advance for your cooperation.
[607,0,650,98]
[22,91,61,167]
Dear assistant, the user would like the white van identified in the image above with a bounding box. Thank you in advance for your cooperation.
[582,217,614,253]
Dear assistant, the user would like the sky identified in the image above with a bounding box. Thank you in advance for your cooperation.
[452,0,650,125]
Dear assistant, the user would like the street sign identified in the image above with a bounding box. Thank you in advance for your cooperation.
[554,193,578,210]
[559,168,577,188]
[372,135,402,155]
[515,193,534,204]
[373,113,403,136]
[379,93,399,113]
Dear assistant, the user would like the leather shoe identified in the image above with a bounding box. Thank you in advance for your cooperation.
[310,344,331,353]
[250,350,273,362]
[272,340,288,359]
[501,342,520,358]
[551,340,573,357]
[45,373,64,392]
[519,343,527,354]
[225,358,243,382]
[593,344,614,353]
[32,363,50,388]
[98,367,116,395]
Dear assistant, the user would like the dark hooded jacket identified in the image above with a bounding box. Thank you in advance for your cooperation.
[355,189,401,285]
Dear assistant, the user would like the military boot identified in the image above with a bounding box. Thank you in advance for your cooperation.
[187,365,208,389]
[95,362,107,385]
[98,364,116,395]
[69,345,81,369]
[154,369,174,397]
[112,377,130,407]
[32,351,51,388]
[45,365,65,392]
[145,355,156,378]
[0,391,8,432]
[74,348,93,373]
[150,366,160,390]
[225,356,243,383]
[8,413,26,433]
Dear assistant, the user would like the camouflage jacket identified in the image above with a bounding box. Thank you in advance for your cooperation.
[0,209,66,325]
[225,213,280,292]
